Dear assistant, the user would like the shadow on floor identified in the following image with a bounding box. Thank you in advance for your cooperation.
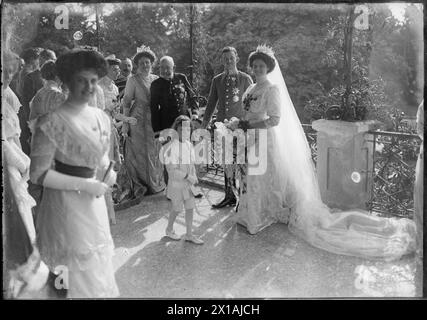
[111,187,420,298]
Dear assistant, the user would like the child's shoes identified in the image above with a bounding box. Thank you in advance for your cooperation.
[165,230,180,241]
[183,234,204,245]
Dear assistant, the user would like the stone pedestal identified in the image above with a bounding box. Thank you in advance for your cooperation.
[312,119,382,210]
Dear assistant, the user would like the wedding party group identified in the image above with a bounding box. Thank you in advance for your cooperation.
[2,39,423,299]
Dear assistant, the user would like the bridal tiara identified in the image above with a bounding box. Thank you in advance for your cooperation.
[254,45,275,58]
[136,45,152,53]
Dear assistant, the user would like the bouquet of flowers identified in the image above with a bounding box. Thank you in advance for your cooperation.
[213,117,247,165]
[214,117,241,136]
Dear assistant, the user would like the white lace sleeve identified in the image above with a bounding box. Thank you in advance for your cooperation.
[266,85,281,118]
[264,85,281,127]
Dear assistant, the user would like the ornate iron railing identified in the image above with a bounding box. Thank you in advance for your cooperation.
[199,123,318,187]
[196,124,225,188]
[198,123,421,219]
[366,130,421,218]
[302,124,318,165]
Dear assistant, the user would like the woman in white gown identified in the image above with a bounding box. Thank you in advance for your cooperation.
[30,49,119,298]
[3,49,49,298]
[234,51,290,234]
[234,46,416,261]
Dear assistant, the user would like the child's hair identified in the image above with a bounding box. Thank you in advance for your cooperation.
[171,115,192,131]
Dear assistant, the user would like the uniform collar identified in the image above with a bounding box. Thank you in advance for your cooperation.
[223,70,239,81]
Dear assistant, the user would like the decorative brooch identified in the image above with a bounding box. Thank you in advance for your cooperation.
[173,82,186,108]
[136,44,151,53]
[243,94,257,111]
[232,88,240,102]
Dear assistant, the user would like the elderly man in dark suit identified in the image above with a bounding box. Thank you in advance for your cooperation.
[150,56,199,136]
[202,46,253,209]
[150,56,201,196]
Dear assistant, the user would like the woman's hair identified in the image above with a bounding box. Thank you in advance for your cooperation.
[55,49,108,85]
[133,46,157,66]
[20,47,42,64]
[107,59,121,67]
[40,49,57,63]
[2,50,20,83]
[222,46,238,57]
[40,60,57,81]
[248,45,276,73]
[106,55,121,66]
[171,115,192,131]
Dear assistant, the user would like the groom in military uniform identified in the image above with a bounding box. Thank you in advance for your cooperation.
[202,46,253,209]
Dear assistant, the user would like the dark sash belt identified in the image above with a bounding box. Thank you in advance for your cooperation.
[55,160,95,178]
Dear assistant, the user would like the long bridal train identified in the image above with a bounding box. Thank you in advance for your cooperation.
[231,48,416,261]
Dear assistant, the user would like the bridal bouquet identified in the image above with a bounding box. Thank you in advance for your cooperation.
[214,117,240,133]
[214,117,248,164]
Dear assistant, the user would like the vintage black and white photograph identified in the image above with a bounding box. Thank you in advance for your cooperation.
[1,0,424,301]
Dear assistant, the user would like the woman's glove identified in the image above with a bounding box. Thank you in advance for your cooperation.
[42,170,109,197]
[238,120,250,131]
[84,178,110,197]
[103,169,117,188]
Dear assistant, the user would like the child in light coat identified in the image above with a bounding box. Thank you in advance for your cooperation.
[162,115,204,244]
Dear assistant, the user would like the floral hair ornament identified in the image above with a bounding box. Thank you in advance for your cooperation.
[254,44,275,59]
[105,54,121,65]
[249,44,276,73]
[105,54,117,60]
[136,44,151,53]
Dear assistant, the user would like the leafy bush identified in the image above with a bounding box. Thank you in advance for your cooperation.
[303,61,397,125]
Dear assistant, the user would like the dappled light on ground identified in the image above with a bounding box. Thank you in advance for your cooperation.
[110,186,419,298]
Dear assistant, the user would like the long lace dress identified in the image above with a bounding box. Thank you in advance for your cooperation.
[414,101,423,295]
[30,107,119,298]
[123,73,165,196]
[414,101,423,253]
[236,81,290,234]
[3,86,48,297]
[236,67,416,261]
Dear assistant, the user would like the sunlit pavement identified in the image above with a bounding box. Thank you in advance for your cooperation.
[111,184,421,298]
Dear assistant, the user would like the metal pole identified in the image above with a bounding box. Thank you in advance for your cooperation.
[343,5,355,112]
[189,3,194,87]
[95,4,100,52]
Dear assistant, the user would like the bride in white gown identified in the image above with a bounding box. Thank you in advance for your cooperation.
[233,45,416,261]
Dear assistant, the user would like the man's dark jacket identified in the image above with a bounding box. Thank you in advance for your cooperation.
[150,73,199,134]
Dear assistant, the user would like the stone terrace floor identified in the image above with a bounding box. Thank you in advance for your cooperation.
[110,183,421,298]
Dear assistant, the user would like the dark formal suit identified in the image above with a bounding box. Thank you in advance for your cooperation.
[22,70,44,107]
[115,74,130,104]
[18,69,44,155]
[150,73,199,135]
